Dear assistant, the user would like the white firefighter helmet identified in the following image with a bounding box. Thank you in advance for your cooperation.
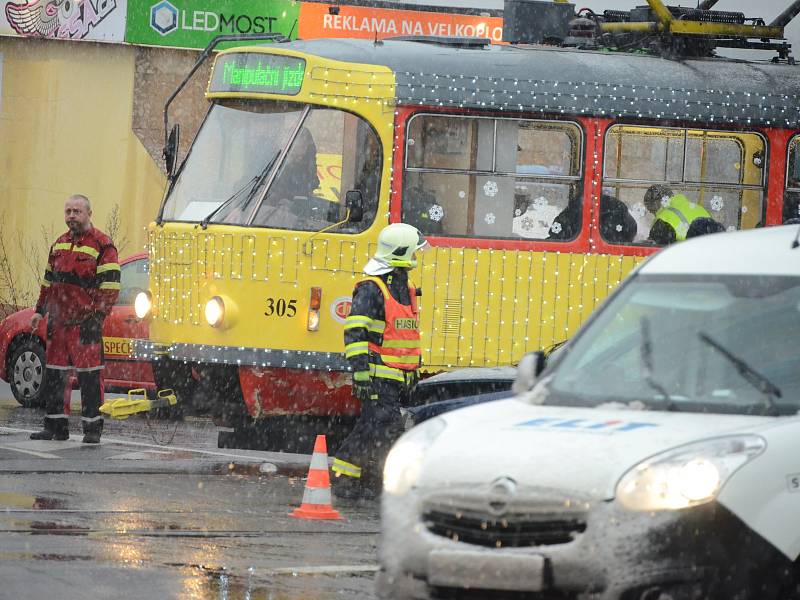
[364,223,428,275]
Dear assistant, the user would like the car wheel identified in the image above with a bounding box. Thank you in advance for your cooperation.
[9,339,47,408]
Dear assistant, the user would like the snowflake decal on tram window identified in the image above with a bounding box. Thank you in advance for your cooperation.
[458,190,466,199]
[483,180,499,197]
[741,205,748,214]
[485,212,496,225]
[532,196,549,211]
[521,216,535,231]
[632,203,646,218]
[616,224,623,232]
[550,221,563,234]
[710,195,724,212]
[660,195,671,208]
[428,204,444,222]
[514,208,522,216]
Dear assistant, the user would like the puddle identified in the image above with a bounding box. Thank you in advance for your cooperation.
[0,492,68,510]
[0,551,93,562]
[28,521,91,535]
[164,562,377,599]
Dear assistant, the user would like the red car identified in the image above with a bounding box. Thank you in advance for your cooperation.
[0,253,155,407]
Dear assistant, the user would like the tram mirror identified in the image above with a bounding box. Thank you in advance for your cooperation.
[345,190,364,222]
[164,124,180,178]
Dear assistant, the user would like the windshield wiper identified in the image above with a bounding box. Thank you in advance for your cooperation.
[200,152,279,229]
[698,331,782,416]
[640,317,676,410]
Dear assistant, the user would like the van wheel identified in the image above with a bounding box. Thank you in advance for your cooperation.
[9,339,47,408]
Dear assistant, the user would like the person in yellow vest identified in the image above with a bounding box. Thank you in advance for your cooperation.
[644,185,712,245]
[332,223,427,500]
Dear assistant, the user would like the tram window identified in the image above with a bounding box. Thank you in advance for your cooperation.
[514,121,580,177]
[163,101,303,223]
[403,115,582,240]
[252,107,381,232]
[603,125,766,245]
[785,136,800,223]
[406,115,493,172]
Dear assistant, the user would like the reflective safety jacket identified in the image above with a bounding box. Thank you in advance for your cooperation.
[34,227,120,324]
[344,270,421,383]
[655,196,711,241]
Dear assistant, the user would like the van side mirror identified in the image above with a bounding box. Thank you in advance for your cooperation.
[512,351,546,394]
[345,190,364,222]
[164,124,180,178]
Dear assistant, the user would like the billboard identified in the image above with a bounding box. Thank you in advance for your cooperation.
[298,2,504,43]
[126,0,300,48]
[1,0,127,41]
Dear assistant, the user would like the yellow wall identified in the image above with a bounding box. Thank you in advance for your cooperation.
[0,37,164,304]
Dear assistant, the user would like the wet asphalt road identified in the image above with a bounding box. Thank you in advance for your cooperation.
[0,386,381,600]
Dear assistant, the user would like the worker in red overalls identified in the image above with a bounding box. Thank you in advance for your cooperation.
[29,194,120,444]
[332,223,427,499]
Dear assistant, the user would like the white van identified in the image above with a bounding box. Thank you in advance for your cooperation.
[378,225,800,600]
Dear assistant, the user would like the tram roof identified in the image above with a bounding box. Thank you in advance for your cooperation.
[273,38,800,128]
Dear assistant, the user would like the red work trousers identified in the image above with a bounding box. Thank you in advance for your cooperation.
[43,323,104,436]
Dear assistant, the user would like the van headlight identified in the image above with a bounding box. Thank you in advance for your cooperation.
[134,291,152,319]
[383,417,446,495]
[616,435,766,511]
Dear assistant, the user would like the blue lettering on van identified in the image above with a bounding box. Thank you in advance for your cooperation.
[515,417,658,433]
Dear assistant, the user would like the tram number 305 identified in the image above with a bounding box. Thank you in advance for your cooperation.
[264,297,297,317]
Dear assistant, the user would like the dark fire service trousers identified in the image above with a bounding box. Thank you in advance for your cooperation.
[334,378,411,487]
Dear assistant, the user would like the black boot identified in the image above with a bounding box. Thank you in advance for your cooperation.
[332,474,377,500]
[81,418,103,444]
[30,418,69,441]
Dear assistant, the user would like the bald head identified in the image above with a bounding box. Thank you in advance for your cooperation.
[65,194,92,236]
[69,194,91,211]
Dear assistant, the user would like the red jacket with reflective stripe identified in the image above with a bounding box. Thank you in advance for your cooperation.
[34,227,120,324]
[361,276,421,371]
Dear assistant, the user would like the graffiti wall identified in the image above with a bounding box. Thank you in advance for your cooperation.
[1,0,127,41]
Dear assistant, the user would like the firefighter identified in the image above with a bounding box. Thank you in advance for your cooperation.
[644,186,712,245]
[332,223,427,499]
[29,194,120,444]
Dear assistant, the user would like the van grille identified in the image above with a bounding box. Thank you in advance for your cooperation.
[423,509,586,548]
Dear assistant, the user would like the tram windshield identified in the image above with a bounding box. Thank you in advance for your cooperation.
[161,100,381,232]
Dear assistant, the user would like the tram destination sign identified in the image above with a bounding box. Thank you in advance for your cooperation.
[210,53,305,95]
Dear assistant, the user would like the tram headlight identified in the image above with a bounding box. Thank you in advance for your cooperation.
[204,295,238,329]
[134,291,152,319]
[205,296,225,327]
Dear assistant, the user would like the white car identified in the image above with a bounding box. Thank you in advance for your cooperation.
[378,225,800,600]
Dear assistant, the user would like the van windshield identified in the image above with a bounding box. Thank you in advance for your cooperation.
[547,274,800,415]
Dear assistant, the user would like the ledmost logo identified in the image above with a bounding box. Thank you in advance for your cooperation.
[148,1,282,36]
[150,0,178,36]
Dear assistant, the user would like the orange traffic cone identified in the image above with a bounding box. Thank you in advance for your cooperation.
[290,434,342,520]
